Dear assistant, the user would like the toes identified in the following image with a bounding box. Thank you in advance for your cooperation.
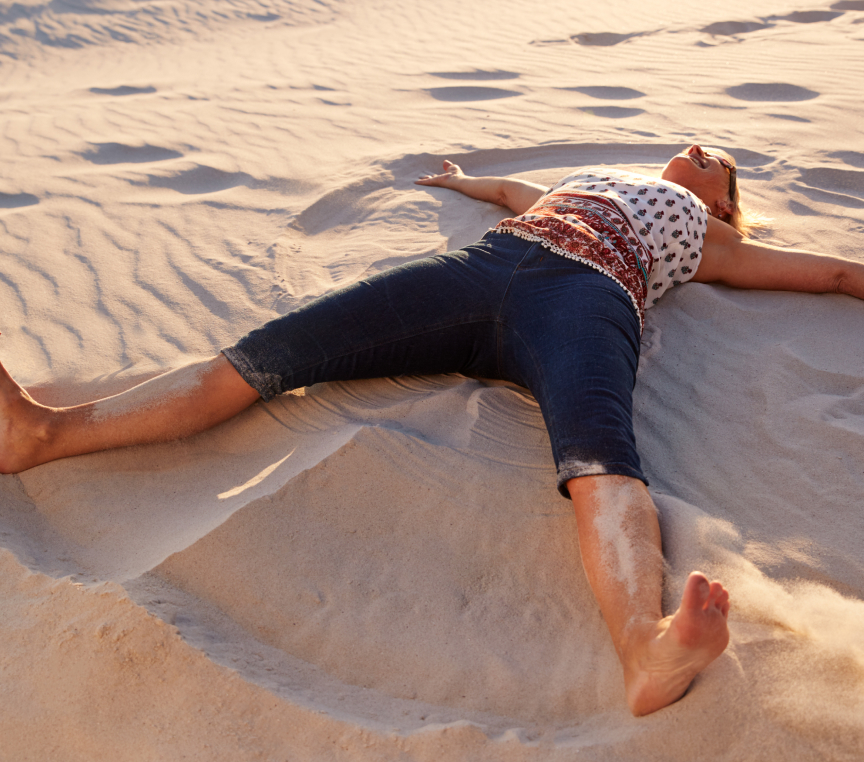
[714,588,730,617]
[705,582,729,617]
[688,578,731,619]
[708,581,729,606]
[681,572,711,610]
[681,572,731,622]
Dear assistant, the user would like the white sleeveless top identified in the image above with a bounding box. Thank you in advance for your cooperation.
[494,169,709,332]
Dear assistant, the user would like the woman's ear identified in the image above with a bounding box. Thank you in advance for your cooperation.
[716,198,734,218]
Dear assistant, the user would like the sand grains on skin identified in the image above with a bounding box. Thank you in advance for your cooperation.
[625,572,731,717]
[576,477,731,716]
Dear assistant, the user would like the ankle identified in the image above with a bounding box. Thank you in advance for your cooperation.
[617,615,666,663]
[0,392,58,473]
[33,407,56,445]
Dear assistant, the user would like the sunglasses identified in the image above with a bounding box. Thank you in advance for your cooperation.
[705,151,738,204]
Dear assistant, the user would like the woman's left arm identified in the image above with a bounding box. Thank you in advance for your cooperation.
[693,216,864,300]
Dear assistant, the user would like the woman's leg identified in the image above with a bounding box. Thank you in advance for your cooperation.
[1,233,527,474]
[220,238,517,403]
[567,475,729,716]
[0,354,259,473]
[502,251,729,714]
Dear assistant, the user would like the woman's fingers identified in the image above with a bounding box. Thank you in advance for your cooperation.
[413,159,462,186]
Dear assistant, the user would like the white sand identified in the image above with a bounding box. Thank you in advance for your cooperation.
[2,0,864,758]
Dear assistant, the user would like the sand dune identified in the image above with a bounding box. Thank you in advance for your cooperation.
[2,0,864,759]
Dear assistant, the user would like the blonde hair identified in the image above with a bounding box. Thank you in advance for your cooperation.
[729,198,771,238]
[722,151,771,238]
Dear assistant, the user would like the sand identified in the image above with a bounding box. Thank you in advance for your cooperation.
[2,0,864,759]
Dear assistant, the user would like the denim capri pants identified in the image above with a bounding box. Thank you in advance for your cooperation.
[223,230,647,497]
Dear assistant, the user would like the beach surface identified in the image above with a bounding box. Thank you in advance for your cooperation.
[2,0,864,759]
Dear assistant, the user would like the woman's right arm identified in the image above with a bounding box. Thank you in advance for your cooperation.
[694,216,864,300]
[415,160,547,216]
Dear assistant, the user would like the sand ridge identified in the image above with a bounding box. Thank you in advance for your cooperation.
[2,0,864,759]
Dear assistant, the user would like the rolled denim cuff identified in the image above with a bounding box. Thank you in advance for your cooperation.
[221,346,284,402]
[556,462,648,498]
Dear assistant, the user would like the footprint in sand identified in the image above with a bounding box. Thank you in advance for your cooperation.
[701,8,849,37]
[568,86,645,100]
[775,10,844,23]
[425,86,520,102]
[79,142,183,165]
[570,32,639,46]
[530,31,643,47]
[89,85,157,96]
[700,20,772,36]
[726,83,819,101]
[430,70,519,81]
[0,192,39,210]
[579,106,645,119]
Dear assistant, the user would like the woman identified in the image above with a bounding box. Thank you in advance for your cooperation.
[1,144,861,715]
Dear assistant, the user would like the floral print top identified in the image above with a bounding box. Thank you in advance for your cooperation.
[493,169,709,332]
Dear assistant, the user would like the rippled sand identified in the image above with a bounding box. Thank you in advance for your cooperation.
[2,1,864,759]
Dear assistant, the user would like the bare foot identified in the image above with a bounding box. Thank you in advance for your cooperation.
[0,358,54,473]
[623,571,730,716]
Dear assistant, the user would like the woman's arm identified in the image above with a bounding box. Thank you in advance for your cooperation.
[693,216,864,300]
[415,160,547,216]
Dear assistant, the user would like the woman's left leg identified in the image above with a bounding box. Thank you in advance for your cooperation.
[501,251,729,715]
[567,474,730,716]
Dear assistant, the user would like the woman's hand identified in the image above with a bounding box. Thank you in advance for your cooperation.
[414,161,546,214]
[415,160,465,189]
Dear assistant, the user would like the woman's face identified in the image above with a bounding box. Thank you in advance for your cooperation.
[661,144,735,219]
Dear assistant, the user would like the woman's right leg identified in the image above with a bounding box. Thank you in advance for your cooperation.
[501,252,730,715]
[0,354,259,474]
[1,234,525,474]
[220,237,519,402]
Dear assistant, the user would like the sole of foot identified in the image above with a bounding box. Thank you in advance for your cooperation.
[625,571,731,716]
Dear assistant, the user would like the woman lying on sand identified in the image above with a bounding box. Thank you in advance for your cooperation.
[2,144,862,715]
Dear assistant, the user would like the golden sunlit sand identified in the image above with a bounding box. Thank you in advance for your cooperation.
[2,0,864,759]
